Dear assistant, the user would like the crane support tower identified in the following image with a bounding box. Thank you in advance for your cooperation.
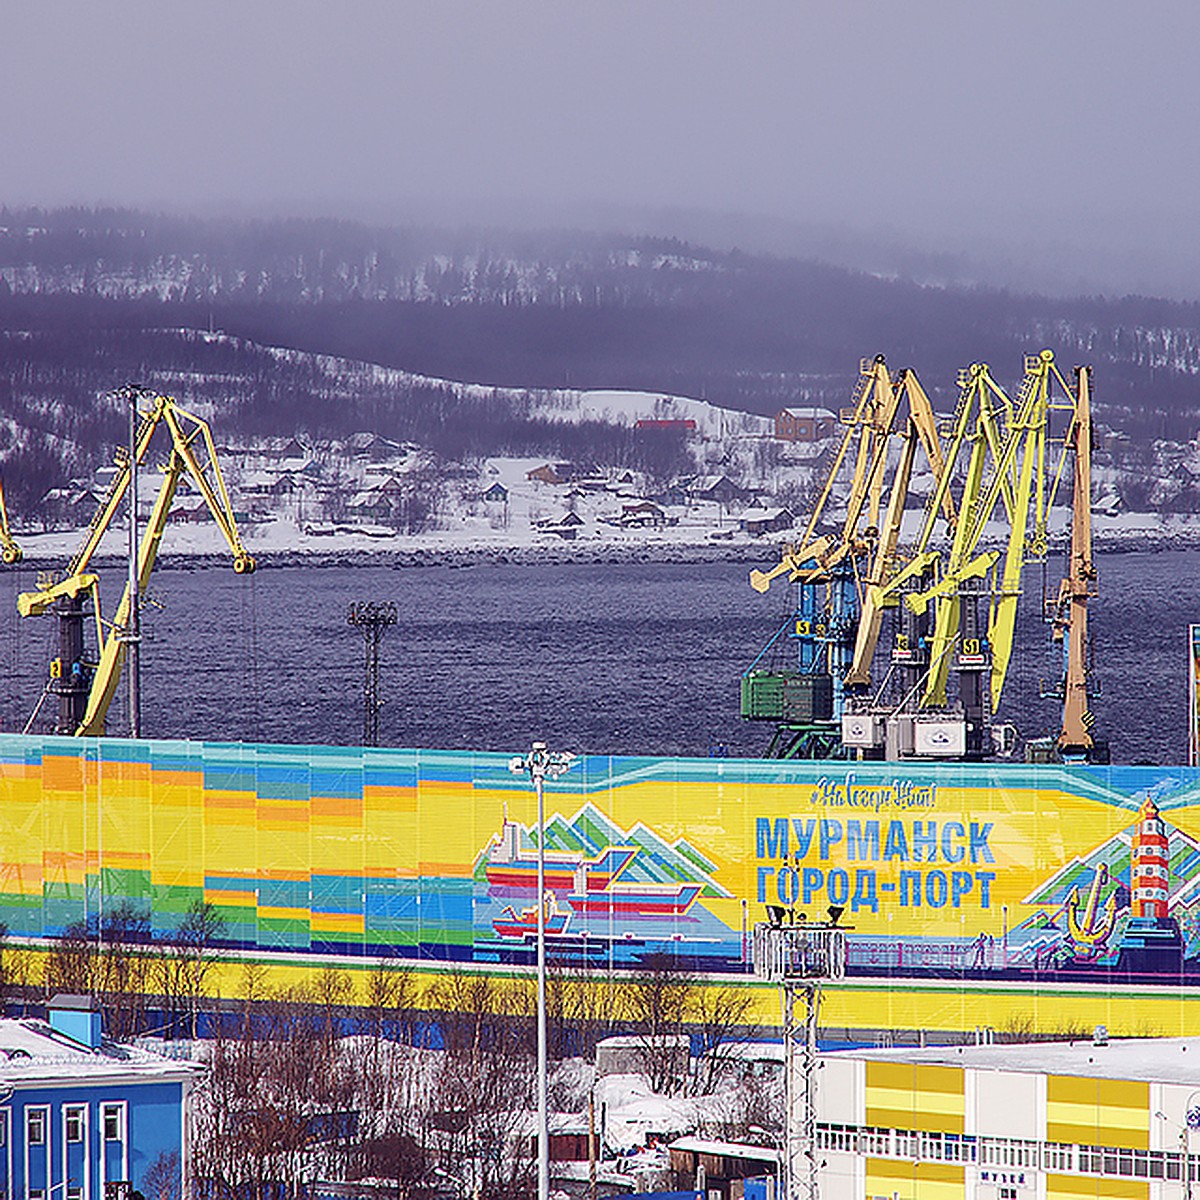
[753,917,847,1200]
[18,388,255,737]
[0,478,21,565]
[1036,365,1107,762]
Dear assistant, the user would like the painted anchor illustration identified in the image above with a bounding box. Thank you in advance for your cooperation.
[1066,863,1117,953]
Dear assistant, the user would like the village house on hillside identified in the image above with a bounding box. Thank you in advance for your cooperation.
[685,474,749,506]
[774,406,837,442]
[619,500,669,527]
[526,462,589,485]
[738,506,794,536]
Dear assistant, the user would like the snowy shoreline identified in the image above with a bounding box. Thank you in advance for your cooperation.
[11,521,1199,576]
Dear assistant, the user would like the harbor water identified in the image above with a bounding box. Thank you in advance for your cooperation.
[0,551,1195,763]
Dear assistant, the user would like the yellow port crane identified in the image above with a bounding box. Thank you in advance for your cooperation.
[19,389,255,736]
[745,349,1098,762]
[907,351,1083,720]
[0,477,21,565]
[742,356,953,755]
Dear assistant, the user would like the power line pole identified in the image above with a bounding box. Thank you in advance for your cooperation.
[346,601,397,746]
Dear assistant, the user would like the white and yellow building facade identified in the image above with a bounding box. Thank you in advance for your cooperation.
[816,1037,1200,1199]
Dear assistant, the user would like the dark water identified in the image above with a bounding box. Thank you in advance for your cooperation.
[0,551,1195,763]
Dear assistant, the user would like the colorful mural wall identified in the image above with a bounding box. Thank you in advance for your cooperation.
[5,732,1200,988]
[1191,622,1200,768]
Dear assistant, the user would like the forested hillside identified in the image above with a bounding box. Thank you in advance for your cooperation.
[1,207,1198,513]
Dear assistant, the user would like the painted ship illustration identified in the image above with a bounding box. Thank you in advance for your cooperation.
[485,819,638,893]
[492,892,573,938]
[484,817,706,918]
[479,807,731,944]
[565,875,704,917]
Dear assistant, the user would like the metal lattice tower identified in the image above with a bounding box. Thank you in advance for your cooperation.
[752,921,847,1200]
[346,601,397,747]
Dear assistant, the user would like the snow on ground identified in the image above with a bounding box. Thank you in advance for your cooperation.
[258,338,769,440]
[557,389,772,440]
[13,503,1200,569]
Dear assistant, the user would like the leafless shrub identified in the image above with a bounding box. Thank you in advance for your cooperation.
[156,900,224,1038]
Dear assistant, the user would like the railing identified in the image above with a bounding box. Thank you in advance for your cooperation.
[846,938,972,972]
[751,924,846,982]
[815,1123,1197,1183]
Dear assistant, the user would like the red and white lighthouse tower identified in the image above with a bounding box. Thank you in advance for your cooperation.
[1131,796,1170,919]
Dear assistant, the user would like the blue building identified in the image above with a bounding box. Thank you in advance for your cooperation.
[0,997,199,1200]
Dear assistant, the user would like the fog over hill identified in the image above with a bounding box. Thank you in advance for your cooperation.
[1,209,1198,520]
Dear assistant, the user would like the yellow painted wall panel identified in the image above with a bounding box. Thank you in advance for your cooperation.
[1046,1174,1148,1199]
[864,1158,963,1199]
[866,1061,964,1133]
[1047,1076,1149,1149]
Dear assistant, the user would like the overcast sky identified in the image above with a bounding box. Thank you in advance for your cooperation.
[4,1,1199,296]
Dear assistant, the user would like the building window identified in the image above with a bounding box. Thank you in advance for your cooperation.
[67,1190,82,1200]
[101,1105,122,1142]
[65,1105,85,1143]
[29,1190,45,1200]
[26,1109,45,1146]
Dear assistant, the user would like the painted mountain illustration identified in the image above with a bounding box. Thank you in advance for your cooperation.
[1023,821,1200,910]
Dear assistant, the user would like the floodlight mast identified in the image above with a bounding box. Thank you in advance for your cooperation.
[752,916,847,1200]
[509,741,576,1200]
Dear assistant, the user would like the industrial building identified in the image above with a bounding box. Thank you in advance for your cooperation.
[815,1035,1200,1198]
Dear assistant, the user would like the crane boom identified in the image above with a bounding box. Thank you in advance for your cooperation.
[0,478,21,565]
[1055,365,1097,757]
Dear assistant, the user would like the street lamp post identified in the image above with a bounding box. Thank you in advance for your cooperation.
[1184,1092,1200,1200]
[1156,1092,1200,1199]
[510,741,576,1200]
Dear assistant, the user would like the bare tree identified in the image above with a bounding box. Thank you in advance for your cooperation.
[157,900,224,1038]
[622,954,696,1096]
[192,980,357,1200]
[44,919,95,996]
[546,960,622,1062]
[692,982,757,1096]
[142,1150,182,1200]
[97,902,152,1040]
[427,969,536,1200]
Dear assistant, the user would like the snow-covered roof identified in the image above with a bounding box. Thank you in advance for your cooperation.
[779,407,836,420]
[824,1036,1200,1086]
[669,1136,779,1164]
[736,508,791,523]
[0,1019,198,1087]
[703,1041,786,1063]
[597,1034,689,1050]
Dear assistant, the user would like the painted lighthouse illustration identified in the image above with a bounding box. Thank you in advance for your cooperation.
[1116,797,1184,972]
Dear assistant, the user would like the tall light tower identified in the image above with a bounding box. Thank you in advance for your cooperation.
[346,601,397,747]
[752,913,847,1200]
[509,741,576,1200]
[125,384,142,739]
